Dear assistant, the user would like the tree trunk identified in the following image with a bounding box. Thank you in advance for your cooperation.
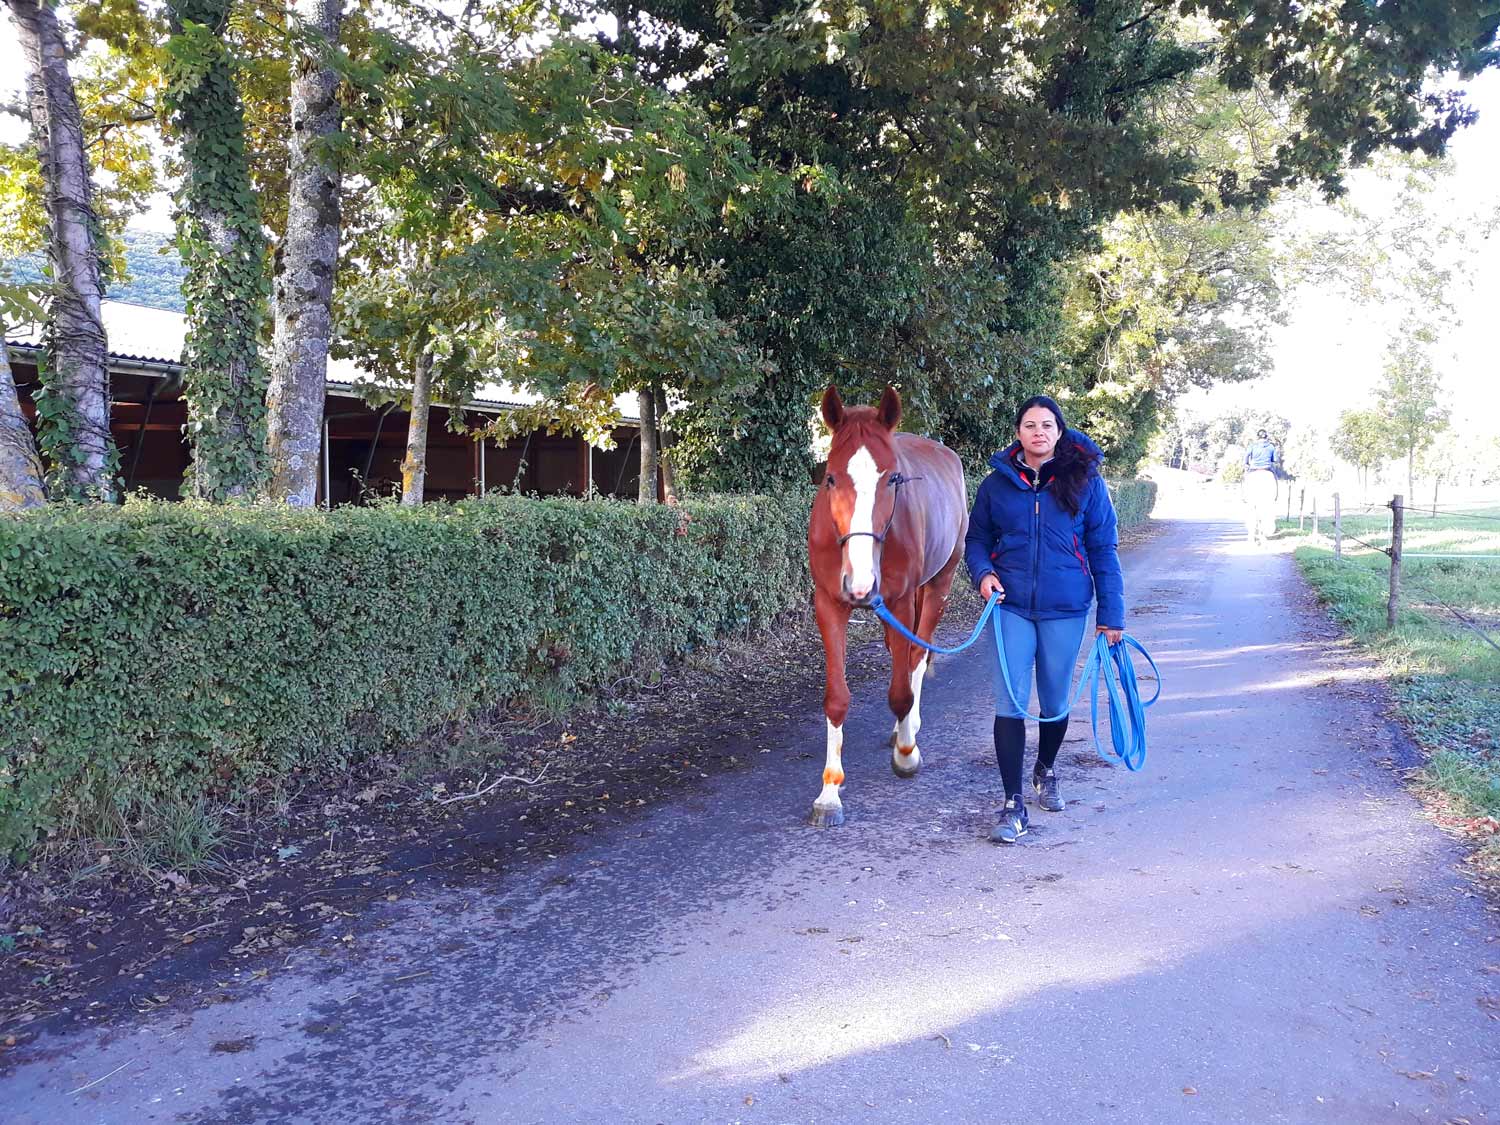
[400,350,433,506]
[1406,447,1414,512]
[637,386,658,504]
[9,0,114,501]
[265,0,344,506]
[654,385,679,505]
[166,0,271,501]
[0,339,47,510]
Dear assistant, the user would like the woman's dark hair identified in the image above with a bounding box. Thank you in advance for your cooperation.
[1013,395,1100,516]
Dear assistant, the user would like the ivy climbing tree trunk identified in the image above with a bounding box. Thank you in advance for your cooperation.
[8,0,115,501]
[399,350,433,506]
[265,0,344,506]
[0,339,47,511]
[164,0,271,501]
[636,386,658,505]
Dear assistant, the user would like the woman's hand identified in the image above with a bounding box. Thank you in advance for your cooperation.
[1097,625,1124,646]
[979,574,1005,602]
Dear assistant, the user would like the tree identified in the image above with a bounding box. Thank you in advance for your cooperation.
[1415,437,1465,515]
[0,283,48,510]
[1378,326,1450,503]
[264,0,344,506]
[334,20,768,504]
[163,0,272,500]
[0,337,46,511]
[609,0,1498,481]
[7,0,116,500]
[1332,408,1389,501]
[1283,426,1334,486]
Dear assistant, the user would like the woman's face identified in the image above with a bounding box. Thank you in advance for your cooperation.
[1017,406,1061,460]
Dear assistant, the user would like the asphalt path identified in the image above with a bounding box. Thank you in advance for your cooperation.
[7,484,1498,1124]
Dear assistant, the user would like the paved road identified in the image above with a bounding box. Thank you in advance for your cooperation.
[7,488,1498,1124]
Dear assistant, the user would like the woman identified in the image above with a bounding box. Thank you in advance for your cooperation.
[964,396,1125,844]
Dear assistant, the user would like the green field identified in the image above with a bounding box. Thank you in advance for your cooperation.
[1281,502,1500,867]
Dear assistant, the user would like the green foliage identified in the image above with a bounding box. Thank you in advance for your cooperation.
[1379,326,1450,493]
[1109,479,1158,531]
[0,491,811,863]
[1332,408,1390,486]
[163,1,272,500]
[333,24,771,456]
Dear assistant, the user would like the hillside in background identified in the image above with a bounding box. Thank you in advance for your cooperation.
[9,228,186,313]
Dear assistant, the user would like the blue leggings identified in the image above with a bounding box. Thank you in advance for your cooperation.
[989,611,1089,720]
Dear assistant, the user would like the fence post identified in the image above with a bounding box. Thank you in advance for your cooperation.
[1333,492,1342,559]
[1286,485,1293,521]
[1312,497,1318,537]
[1386,494,1403,630]
[1298,487,1306,531]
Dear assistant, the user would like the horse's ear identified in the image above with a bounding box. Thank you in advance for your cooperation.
[820,385,845,431]
[877,385,902,431]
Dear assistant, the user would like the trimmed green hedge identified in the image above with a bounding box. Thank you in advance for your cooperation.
[1110,479,1158,530]
[0,494,810,861]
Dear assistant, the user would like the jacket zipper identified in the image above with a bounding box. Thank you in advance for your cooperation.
[1029,484,1041,615]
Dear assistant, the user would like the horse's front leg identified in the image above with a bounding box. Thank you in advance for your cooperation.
[892,558,961,774]
[810,591,852,827]
[881,593,922,779]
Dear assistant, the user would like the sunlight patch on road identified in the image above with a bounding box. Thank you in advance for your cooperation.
[665,951,1151,1084]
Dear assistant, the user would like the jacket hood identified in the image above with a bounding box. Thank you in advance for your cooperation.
[988,429,1104,474]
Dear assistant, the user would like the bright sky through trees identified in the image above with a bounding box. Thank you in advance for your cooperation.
[1183,69,1500,433]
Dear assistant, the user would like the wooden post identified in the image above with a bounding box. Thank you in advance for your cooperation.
[1298,487,1306,531]
[1386,494,1403,630]
[1333,492,1342,559]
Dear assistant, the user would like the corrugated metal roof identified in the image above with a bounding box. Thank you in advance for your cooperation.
[5,300,641,423]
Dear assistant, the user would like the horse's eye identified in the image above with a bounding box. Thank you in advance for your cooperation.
[825,473,836,489]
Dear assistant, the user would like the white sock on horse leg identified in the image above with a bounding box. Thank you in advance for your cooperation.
[816,718,845,810]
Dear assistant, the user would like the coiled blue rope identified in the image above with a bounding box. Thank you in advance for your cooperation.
[866,592,1161,771]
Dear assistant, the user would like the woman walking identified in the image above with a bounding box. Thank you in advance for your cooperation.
[965,396,1125,844]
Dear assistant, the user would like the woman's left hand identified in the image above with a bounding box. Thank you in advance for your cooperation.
[1097,626,1124,646]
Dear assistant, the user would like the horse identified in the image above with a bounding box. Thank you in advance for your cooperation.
[1243,467,1278,546]
[805,385,969,827]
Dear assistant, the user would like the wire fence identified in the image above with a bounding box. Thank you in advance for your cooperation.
[1294,492,1500,653]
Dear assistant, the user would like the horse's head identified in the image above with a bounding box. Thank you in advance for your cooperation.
[819,384,903,605]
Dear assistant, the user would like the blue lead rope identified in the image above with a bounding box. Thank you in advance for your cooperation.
[866,592,1161,772]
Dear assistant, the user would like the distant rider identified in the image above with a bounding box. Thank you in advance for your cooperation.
[1244,431,1278,475]
[1242,429,1279,546]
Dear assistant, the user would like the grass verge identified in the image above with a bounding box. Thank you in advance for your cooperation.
[1282,502,1500,871]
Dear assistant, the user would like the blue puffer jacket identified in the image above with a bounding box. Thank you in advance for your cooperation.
[964,432,1125,627]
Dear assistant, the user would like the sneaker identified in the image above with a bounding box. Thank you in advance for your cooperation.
[989,797,1028,844]
[1032,767,1065,812]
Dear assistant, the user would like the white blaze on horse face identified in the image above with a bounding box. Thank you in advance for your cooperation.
[845,446,882,599]
[815,718,845,814]
[894,654,928,766]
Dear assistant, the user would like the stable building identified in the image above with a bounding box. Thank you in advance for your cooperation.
[4,301,645,504]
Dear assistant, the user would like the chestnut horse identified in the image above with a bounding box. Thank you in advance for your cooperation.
[806,385,968,827]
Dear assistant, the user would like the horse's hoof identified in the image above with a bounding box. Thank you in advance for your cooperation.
[891,759,920,780]
[808,805,845,828]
